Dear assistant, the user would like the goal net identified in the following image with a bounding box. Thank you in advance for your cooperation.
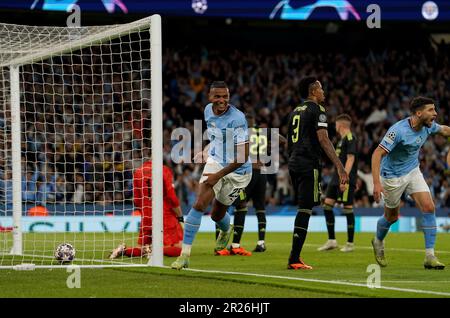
[0,15,164,268]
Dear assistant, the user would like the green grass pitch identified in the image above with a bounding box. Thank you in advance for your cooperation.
[0,232,449,298]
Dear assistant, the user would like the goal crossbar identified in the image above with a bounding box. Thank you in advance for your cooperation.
[0,16,153,68]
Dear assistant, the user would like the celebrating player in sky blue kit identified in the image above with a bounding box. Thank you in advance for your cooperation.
[371,97,450,269]
[171,81,252,270]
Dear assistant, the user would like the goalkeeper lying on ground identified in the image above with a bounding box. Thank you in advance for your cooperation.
[109,160,184,259]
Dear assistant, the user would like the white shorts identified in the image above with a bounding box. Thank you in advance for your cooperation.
[381,167,430,209]
[199,158,252,206]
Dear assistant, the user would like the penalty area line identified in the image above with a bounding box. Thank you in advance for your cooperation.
[173,267,450,297]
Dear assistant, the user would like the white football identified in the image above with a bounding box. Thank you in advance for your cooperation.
[54,243,75,263]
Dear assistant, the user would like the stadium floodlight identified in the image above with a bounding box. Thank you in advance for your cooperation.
[0,15,163,268]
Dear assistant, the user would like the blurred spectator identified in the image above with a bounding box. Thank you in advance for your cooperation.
[0,38,447,211]
[0,170,13,206]
[22,169,40,203]
[357,165,374,204]
[438,179,450,208]
[73,173,85,204]
[36,170,57,206]
[275,163,292,205]
[353,177,370,208]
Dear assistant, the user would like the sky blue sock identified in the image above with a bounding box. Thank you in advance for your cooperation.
[183,208,203,245]
[376,216,397,241]
[422,213,437,249]
[216,212,231,232]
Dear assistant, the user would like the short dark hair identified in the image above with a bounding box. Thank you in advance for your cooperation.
[210,81,228,90]
[299,76,318,99]
[336,114,352,124]
[410,96,435,113]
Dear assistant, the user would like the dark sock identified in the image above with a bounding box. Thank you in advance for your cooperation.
[256,210,266,241]
[289,209,312,263]
[343,208,355,243]
[232,208,247,244]
[323,204,335,240]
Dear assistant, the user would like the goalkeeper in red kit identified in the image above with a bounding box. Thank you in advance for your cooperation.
[109,161,184,259]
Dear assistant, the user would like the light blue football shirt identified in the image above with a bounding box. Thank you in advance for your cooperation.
[379,117,441,178]
[204,103,252,175]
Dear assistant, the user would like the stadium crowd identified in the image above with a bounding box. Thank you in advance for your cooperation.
[0,43,151,208]
[163,41,450,209]
[0,39,449,210]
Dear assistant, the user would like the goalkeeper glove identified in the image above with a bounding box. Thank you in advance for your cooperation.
[178,216,184,230]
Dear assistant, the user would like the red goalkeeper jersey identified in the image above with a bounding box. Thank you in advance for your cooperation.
[133,161,180,217]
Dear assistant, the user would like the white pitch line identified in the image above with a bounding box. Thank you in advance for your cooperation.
[0,253,150,269]
[0,264,150,269]
[304,243,450,254]
[175,267,450,297]
[347,280,450,284]
[4,253,143,266]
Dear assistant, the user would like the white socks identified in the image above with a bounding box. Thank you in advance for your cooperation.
[426,248,435,257]
[181,243,192,256]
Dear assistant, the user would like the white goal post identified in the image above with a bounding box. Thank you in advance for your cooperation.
[0,15,163,268]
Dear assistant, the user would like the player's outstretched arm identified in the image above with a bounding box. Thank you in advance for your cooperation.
[133,169,143,209]
[203,142,249,187]
[371,146,388,203]
[193,143,210,163]
[317,129,348,190]
[173,206,184,230]
[438,125,450,137]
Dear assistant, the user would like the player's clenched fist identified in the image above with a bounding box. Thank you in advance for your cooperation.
[373,182,385,203]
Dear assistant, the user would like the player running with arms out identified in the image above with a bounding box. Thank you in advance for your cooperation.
[318,114,358,252]
[215,115,286,256]
[287,76,348,270]
[371,96,450,269]
[109,160,184,259]
[171,81,252,270]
